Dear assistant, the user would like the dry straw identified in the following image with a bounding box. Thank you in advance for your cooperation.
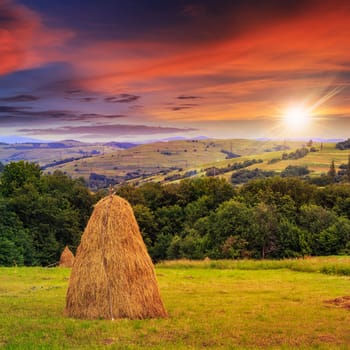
[65,194,167,320]
[59,246,74,268]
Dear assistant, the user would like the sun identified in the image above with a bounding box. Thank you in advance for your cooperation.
[283,105,310,129]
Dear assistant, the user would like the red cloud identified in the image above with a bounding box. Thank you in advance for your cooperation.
[2,0,350,129]
[71,2,350,99]
[0,0,73,75]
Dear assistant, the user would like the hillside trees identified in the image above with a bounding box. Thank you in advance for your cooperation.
[0,197,34,266]
[1,161,350,265]
[115,176,350,260]
[336,138,350,150]
[119,177,350,260]
[0,162,95,265]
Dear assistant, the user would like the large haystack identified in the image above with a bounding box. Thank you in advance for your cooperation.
[65,195,167,320]
[59,246,74,267]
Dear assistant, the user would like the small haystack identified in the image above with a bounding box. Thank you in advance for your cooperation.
[65,195,167,320]
[59,246,74,267]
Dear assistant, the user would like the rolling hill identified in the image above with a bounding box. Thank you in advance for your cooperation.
[2,138,349,189]
[42,139,316,186]
[0,140,137,166]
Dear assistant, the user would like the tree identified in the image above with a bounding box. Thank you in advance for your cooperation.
[328,160,336,182]
[133,204,158,247]
[277,219,310,258]
[0,198,34,266]
[307,140,313,147]
[179,229,207,259]
[184,195,212,226]
[318,217,350,255]
[116,184,145,206]
[207,199,252,258]
[280,165,310,178]
[251,203,279,259]
[240,177,316,209]
[1,164,95,265]
[149,234,172,261]
[221,235,249,259]
[40,171,95,234]
[298,204,337,255]
[0,161,41,196]
[166,235,182,259]
[155,205,184,236]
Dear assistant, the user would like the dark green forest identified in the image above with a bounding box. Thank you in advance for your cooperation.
[0,161,350,266]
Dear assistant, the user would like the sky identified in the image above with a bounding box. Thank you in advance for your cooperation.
[1,0,350,142]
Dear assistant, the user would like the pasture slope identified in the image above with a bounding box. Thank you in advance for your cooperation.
[44,139,350,185]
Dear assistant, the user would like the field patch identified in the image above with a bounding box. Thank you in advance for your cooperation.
[0,260,349,349]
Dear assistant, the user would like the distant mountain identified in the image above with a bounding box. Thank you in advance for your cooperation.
[0,136,49,144]
[59,139,85,146]
[144,135,210,143]
[158,136,189,142]
[104,142,138,149]
[164,135,210,141]
[194,135,210,140]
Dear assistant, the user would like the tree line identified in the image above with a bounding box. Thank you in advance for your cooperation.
[117,177,350,260]
[0,161,95,266]
[0,161,350,266]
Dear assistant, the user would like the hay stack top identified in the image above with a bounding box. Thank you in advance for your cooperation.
[59,246,74,268]
[65,195,167,320]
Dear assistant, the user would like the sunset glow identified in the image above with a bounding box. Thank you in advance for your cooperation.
[284,106,310,130]
[0,1,350,141]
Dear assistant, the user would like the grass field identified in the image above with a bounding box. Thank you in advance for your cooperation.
[1,257,349,349]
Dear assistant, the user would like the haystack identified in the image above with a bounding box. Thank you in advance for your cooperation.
[65,195,167,320]
[59,246,74,267]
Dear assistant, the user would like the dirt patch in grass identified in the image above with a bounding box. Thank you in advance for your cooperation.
[324,296,350,310]
[318,334,337,343]
[102,338,114,345]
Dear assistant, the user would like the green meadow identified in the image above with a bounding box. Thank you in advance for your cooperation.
[1,257,349,349]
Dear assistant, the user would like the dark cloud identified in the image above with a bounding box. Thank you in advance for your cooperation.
[0,5,15,25]
[63,89,98,102]
[0,107,74,123]
[0,105,127,124]
[19,0,323,45]
[65,96,97,102]
[0,94,40,102]
[0,63,77,93]
[104,94,140,103]
[177,95,202,100]
[129,104,144,111]
[0,105,31,113]
[171,106,192,111]
[79,97,97,102]
[79,113,126,120]
[65,90,82,94]
[171,102,199,111]
[18,124,196,136]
